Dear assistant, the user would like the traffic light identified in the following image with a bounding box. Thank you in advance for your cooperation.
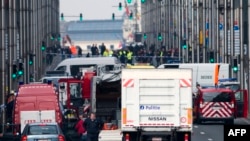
[41,41,46,51]
[141,0,146,3]
[118,2,122,11]
[18,63,24,76]
[233,58,238,72]
[209,52,215,63]
[112,13,115,20]
[182,40,187,49]
[60,13,64,21]
[158,33,162,41]
[129,12,133,19]
[57,34,61,41]
[80,13,83,21]
[29,74,34,82]
[127,0,132,4]
[29,54,34,65]
[143,33,147,39]
[12,64,17,79]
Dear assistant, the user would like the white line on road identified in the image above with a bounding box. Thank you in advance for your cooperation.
[200,132,205,135]
[208,138,213,141]
[194,125,198,128]
[242,118,250,125]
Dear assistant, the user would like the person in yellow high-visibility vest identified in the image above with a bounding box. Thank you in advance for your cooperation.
[126,50,133,65]
[109,50,113,57]
[103,49,109,57]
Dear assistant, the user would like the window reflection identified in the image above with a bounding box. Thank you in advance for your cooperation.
[70,83,82,98]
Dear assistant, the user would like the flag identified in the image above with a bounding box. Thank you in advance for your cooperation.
[65,34,72,46]
[118,41,122,49]
[124,0,130,16]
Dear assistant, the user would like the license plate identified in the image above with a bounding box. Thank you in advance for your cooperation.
[212,107,221,110]
[152,137,162,141]
[38,139,49,141]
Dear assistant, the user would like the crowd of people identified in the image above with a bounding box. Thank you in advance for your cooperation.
[55,43,181,67]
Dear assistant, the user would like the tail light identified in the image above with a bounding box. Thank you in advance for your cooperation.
[230,100,234,108]
[184,133,189,141]
[199,99,204,113]
[58,134,65,141]
[199,99,204,107]
[21,135,27,141]
[125,133,130,141]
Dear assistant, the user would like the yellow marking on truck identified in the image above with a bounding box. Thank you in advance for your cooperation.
[122,108,127,124]
[187,108,192,124]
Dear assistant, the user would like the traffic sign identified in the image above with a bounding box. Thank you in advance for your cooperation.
[234,25,239,30]
[219,24,223,30]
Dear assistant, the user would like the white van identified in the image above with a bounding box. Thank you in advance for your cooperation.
[158,63,230,92]
[54,57,122,76]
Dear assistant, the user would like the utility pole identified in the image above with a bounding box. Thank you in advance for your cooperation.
[196,0,200,63]
[202,0,206,63]
[240,0,244,89]
[191,0,194,63]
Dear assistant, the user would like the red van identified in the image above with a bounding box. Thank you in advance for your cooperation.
[13,83,63,135]
[193,87,248,124]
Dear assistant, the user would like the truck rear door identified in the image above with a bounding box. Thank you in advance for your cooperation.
[20,110,56,133]
[40,110,56,123]
[121,69,193,131]
[235,89,248,118]
[20,111,40,133]
[139,79,180,127]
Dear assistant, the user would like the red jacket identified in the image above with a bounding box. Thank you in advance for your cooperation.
[75,119,86,135]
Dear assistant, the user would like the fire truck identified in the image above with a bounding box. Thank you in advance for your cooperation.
[193,86,248,124]
[58,65,122,138]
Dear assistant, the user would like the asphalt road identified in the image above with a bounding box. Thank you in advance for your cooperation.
[99,118,250,141]
[192,118,250,141]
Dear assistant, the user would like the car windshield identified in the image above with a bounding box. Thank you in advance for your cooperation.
[203,92,232,102]
[219,84,240,92]
[28,125,58,135]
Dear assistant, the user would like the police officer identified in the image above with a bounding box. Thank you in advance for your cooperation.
[84,112,104,141]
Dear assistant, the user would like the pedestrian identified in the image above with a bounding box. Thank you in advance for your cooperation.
[75,114,87,141]
[84,112,104,141]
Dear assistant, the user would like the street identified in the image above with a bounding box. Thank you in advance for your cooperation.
[192,118,250,141]
[99,118,250,141]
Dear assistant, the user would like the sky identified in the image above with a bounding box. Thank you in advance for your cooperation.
[60,0,125,21]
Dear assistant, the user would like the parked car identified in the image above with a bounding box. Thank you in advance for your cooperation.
[21,122,65,141]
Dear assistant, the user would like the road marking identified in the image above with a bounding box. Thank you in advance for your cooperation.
[242,118,250,125]
[194,125,198,128]
[208,138,213,141]
[200,132,205,135]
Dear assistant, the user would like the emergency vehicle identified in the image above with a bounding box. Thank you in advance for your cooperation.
[1,83,64,140]
[121,68,193,141]
[193,87,248,124]
[57,65,122,131]
[218,78,240,92]
[158,63,229,92]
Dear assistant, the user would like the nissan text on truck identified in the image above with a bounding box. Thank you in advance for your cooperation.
[121,68,193,141]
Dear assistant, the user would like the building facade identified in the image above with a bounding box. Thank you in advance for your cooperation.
[0,0,60,112]
[62,19,124,53]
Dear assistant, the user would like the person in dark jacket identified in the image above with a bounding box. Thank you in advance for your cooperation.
[84,112,103,141]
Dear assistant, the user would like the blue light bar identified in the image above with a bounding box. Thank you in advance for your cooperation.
[19,81,24,85]
[218,78,237,82]
[47,80,52,85]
